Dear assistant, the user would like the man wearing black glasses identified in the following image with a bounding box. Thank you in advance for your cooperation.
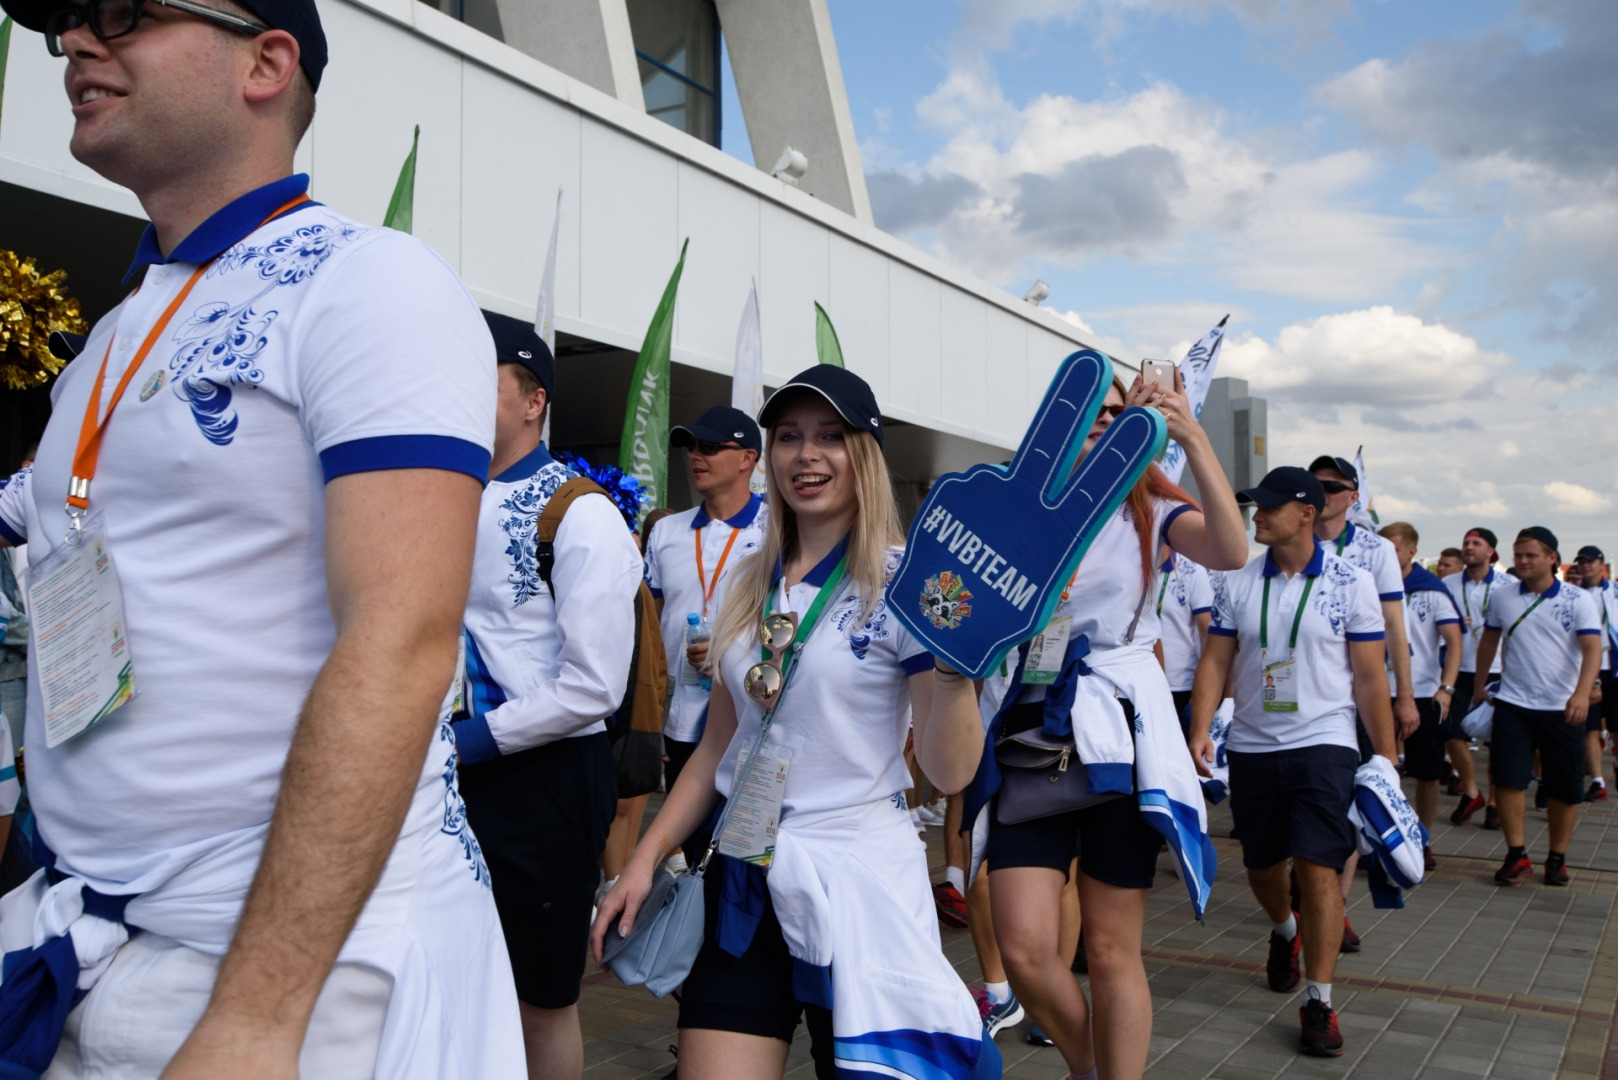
[1307,455,1417,955]
[0,0,524,1075]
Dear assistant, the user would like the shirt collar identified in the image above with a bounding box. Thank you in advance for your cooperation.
[1263,540,1325,579]
[692,492,763,530]
[771,533,851,590]
[493,441,556,484]
[125,174,316,283]
[1520,578,1562,599]
[1161,557,1174,573]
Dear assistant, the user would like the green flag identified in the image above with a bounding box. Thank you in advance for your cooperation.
[814,301,844,368]
[618,238,688,524]
[0,18,13,133]
[383,125,420,233]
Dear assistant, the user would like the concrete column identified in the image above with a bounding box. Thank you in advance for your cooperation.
[494,0,646,111]
[714,0,873,223]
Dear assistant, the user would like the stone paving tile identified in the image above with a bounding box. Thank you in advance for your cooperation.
[575,747,1617,1077]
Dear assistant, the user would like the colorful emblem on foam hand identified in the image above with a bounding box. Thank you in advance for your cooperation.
[920,571,974,630]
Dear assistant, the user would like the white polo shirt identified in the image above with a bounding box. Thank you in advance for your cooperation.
[0,175,498,899]
[1157,552,1214,692]
[1210,544,1386,752]
[454,443,643,761]
[1486,579,1601,711]
[644,494,768,743]
[714,541,934,816]
[1443,567,1515,675]
[1400,576,1462,698]
[1582,579,1618,671]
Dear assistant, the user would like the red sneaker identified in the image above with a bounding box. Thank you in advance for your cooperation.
[1267,917,1302,992]
[932,882,969,928]
[1544,854,1569,887]
[1300,997,1344,1057]
[1340,917,1361,953]
[1495,853,1533,885]
[1483,805,1501,830]
[1450,792,1485,824]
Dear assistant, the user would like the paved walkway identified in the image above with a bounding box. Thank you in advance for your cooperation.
[578,745,1618,1078]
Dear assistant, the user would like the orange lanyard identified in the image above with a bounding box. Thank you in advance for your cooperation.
[65,195,310,538]
[695,522,743,617]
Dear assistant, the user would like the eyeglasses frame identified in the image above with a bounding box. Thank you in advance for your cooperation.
[46,0,268,57]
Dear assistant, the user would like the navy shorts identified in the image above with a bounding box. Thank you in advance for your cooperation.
[664,735,699,791]
[1228,744,1359,871]
[1584,671,1616,733]
[984,792,1160,889]
[1171,689,1194,741]
[1402,697,1448,782]
[1442,672,1480,742]
[458,731,617,1008]
[1490,699,1584,805]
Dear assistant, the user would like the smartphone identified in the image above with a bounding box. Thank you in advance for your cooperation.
[1141,358,1176,389]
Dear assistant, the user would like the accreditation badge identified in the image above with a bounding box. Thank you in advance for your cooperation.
[718,738,795,869]
[1022,615,1072,686]
[448,633,467,716]
[27,514,136,747]
[1261,651,1299,713]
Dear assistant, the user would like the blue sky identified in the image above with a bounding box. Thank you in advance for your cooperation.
[727,0,1618,558]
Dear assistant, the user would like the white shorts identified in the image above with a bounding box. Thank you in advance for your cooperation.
[45,931,390,1079]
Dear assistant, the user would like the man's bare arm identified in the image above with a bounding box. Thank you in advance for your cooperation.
[1350,639,1398,760]
[1382,597,1419,738]
[162,468,481,1077]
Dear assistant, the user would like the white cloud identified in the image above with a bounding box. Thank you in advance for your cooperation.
[1544,482,1613,516]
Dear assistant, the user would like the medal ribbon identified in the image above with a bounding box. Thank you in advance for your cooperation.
[696,522,744,618]
[1260,572,1317,654]
[65,195,312,535]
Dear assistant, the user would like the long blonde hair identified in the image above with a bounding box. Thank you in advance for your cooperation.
[712,423,904,654]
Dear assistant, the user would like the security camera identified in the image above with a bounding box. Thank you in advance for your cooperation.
[1022,279,1050,305]
[771,147,809,186]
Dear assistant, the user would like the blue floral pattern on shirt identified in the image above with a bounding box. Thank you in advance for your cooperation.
[1312,558,1363,637]
[167,220,362,445]
[437,720,490,886]
[497,461,578,606]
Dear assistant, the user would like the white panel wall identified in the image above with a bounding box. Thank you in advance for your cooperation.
[0,0,1108,461]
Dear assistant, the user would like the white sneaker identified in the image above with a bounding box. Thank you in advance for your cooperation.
[917,805,945,827]
[663,852,688,875]
[594,874,618,908]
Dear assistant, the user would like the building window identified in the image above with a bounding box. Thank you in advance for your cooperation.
[416,0,504,42]
[627,0,721,146]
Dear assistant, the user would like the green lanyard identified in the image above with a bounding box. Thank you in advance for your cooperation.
[1260,572,1317,653]
[1504,592,1549,641]
[1334,525,1351,557]
[1156,561,1174,616]
[1463,573,1491,620]
[764,553,849,687]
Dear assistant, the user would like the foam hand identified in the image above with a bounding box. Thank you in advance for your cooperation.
[889,350,1167,679]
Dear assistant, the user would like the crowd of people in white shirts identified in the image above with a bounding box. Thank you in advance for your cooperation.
[0,0,1612,1073]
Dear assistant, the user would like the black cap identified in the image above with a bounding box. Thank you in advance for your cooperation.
[47,330,86,361]
[2,0,328,91]
[484,311,554,395]
[1236,466,1325,512]
[1307,455,1358,486]
[1516,526,1559,555]
[671,406,761,454]
[1465,526,1499,551]
[758,365,884,447]
[1575,545,1605,563]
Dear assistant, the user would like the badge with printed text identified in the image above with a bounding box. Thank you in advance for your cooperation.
[1261,653,1299,712]
[718,742,794,868]
[889,350,1167,679]
[1023,615,1072,686]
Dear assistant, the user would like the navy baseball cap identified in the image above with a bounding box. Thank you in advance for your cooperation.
[484,311,554,395]
[671,406,761,454]
[758,365,884,447]
[1237,466,1326,512]
[1516,526,1559,555]
[1576,545,1606,563]
[1307,455,1358,486]
[3,0,329,92]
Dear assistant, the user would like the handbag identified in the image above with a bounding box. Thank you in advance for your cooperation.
[601,558,848,997]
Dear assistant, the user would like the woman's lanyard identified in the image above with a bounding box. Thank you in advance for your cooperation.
[1156,558,1178,616]
[695,521,743,619]
[1260,572,1316,655]
[761,554,849,720]
[63,194,312,543]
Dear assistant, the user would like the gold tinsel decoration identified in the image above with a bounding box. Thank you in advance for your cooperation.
[0,249,89,391]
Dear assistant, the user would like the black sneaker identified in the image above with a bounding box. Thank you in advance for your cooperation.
[1340,917,1361,954]
[1544,854,1569,887]
[1267,917,1302,992]
[1451,792,1485,824]
[1495,852,1533,885]
[1300,998,1344,1057]
[1483,805,1501,830]
[1587,781,1608,803]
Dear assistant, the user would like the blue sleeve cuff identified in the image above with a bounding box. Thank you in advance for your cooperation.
[1346,631,1387,642]
[1436,617,1461,626]
[1159,503,1194,546]
[1379,591,1405,603]
[0,518,22,547]
[1577,629,1601,636]
[320,435,491,484]
[1191,606,1213,616]
[1209,626,1238,638]
[451,714,501,764]
[901,651,936,676]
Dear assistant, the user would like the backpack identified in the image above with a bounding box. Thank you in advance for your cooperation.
[537,477,668,798]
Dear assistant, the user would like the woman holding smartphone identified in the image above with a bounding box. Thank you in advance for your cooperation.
[592,366,994,1080]
[968,368,1247,1080]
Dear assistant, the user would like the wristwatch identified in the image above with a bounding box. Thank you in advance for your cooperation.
[1438,684,1456,695]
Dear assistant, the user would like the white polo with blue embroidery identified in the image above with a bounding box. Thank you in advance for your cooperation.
[1485,580,1601,711]
[0,176,523,1076]
[1443,567,1515,676]
[1158,552,1215,692]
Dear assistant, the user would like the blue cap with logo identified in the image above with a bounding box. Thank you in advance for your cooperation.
[484,311,554,395]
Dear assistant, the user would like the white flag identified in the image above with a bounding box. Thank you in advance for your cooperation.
[1349,446,1379,529]
[1158,315,1228,485]
[731,280,768,496]
[536,188,561,442]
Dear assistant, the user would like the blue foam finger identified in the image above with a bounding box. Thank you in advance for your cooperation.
[890,351,1168,679]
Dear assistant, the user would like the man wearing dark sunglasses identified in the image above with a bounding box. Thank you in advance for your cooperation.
[1306,454,1419,956]
[0,0,525,1074]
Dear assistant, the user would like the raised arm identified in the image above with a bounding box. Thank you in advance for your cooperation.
[1131,371,1247,571]
[163,467,481,1078]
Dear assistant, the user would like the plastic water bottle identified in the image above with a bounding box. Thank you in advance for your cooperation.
[684,613,711,691]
